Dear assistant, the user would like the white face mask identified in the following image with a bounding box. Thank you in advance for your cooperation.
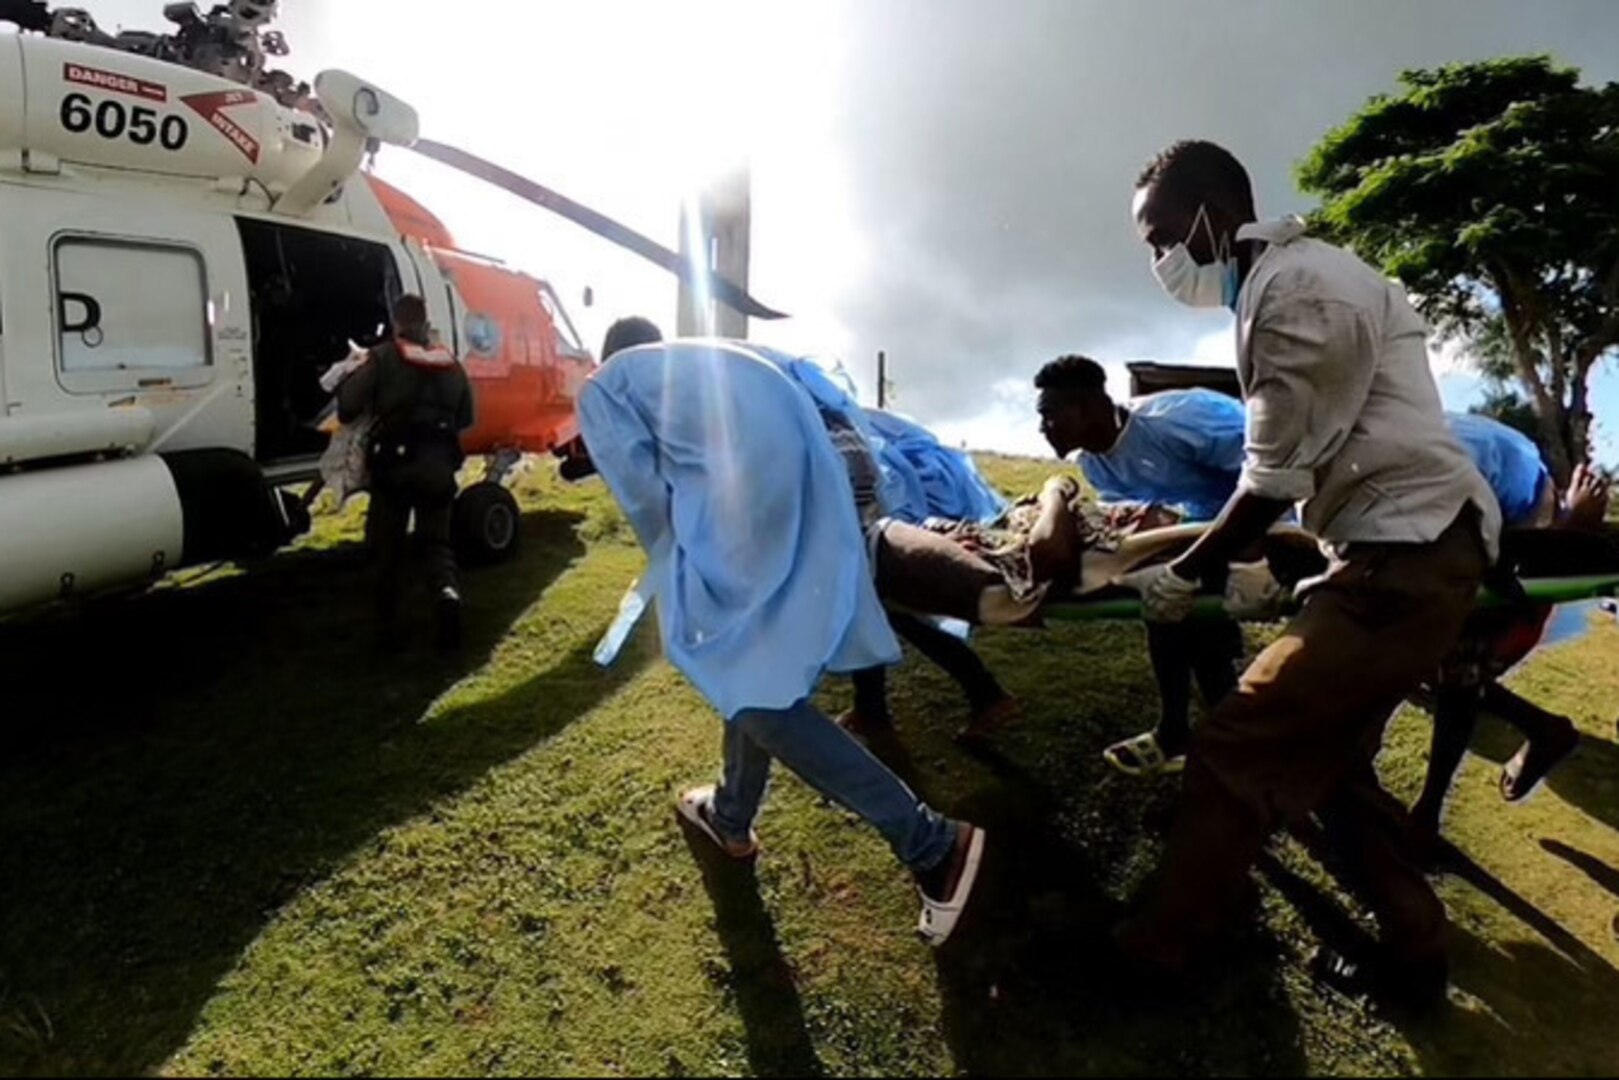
[1152,204,1239,309]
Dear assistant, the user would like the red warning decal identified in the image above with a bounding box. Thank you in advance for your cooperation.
[180,90,261,163]
[64,63,168,103]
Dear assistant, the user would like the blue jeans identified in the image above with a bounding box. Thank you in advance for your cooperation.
[711,698,956,873]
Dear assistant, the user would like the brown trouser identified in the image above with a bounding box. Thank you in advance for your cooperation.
[872,520,1004,623]
[1132,509,1489,966]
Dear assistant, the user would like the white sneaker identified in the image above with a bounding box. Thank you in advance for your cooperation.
[917,826,987,948]
[676,786,760,860]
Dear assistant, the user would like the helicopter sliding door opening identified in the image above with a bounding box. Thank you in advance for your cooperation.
[237,218,403,464]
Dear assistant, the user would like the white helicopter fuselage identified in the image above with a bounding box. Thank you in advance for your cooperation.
[0,31,461,614]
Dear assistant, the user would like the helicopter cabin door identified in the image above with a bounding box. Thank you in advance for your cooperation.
[235,216,404,465]
[0,183,255,456]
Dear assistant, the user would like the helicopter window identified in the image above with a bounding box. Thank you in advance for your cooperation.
[538,284,590,360]
[53,238,211,379]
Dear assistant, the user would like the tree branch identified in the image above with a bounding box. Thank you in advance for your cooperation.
[1548,318,1567,404]
[1492,264,1556,412]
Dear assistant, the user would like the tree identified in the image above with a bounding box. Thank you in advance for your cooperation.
[1297,56,1619,484]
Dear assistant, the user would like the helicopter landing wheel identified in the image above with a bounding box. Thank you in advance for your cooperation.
[453,481,522,566]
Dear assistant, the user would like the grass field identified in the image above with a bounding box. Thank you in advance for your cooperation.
[3,454,1618,1077]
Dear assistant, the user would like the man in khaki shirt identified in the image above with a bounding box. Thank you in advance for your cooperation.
[1115,140,1500,1009]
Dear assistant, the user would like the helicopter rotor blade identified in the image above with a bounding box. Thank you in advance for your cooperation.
[407,138,787,322]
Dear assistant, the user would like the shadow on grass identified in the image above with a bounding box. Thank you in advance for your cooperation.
[1265,831,1619,1075]
[1403,918,1619,1076]
[828,624,1309,1076]
[1540,838,1619,901]
[679,828,824,1079]
[870,738,1308,1076]
[0,508,644,1077]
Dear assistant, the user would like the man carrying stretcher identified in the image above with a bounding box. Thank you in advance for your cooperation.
[1109,138,1500,1007]
[1029,350,1612,847]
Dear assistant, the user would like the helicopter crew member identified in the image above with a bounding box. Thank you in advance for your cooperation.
[338,295,475,650]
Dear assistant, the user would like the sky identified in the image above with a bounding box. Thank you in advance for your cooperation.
[65,0,1619,460]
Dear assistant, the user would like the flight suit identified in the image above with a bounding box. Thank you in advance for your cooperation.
[338,335,474,640]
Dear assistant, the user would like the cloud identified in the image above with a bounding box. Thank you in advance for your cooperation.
[751,0,1619,444]
[1429,336,1476,379]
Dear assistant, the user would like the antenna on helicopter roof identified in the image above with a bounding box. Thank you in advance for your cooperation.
[0,0,312,107]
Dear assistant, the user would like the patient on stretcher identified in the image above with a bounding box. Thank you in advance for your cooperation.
[873,472,1316,627]
[881,464,1618,628]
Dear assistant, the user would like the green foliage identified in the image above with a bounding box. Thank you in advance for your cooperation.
[1297,55,1619,480]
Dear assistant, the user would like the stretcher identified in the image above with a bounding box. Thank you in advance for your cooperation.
[1045,574,1619,623]
[1041,522,1619,623]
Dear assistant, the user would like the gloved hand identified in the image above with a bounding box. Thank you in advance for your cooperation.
[1117,563,1202,624]
[1223,560,1291,621]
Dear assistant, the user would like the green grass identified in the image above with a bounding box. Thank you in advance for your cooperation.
[1,457,1617,1076]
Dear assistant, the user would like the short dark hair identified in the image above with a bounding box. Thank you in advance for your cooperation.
[1035,355,1108,395]
[391,294,429,340]
[601,316,663,360]
[1135,139,1255,218]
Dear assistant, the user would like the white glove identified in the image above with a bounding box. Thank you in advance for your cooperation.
[1223,560,1290,621]
[1117,563,1202,624]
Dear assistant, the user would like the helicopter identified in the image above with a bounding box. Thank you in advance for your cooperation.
[0,0,783,616]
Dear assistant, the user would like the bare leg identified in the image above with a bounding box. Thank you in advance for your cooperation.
[1410,685,1479,856]
[890,611,1009,716]
[1487,682,1579,801]
[843,665,893,733]
[1145,622,1197,757]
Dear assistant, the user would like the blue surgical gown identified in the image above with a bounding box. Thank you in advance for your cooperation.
[1079,389,1246,523]
[862,408,1008,525]
[577,341,901,720]
[739,344,913,519]
[1446,412,1551,527]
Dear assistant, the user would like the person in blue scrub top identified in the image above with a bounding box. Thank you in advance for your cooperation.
[1034,354,1248,776]
[1408,420,1611,856]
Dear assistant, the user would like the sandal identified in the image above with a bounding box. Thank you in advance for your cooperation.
[1103,731,1186,777]
[917,825,988,948]
[1499,720,1579,802]
[676,786,760,860]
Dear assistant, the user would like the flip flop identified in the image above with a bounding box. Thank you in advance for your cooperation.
[1103,731,1186,777]
[1499,721,1579,802]
[676,786,760,860]
[917,826,988,948]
